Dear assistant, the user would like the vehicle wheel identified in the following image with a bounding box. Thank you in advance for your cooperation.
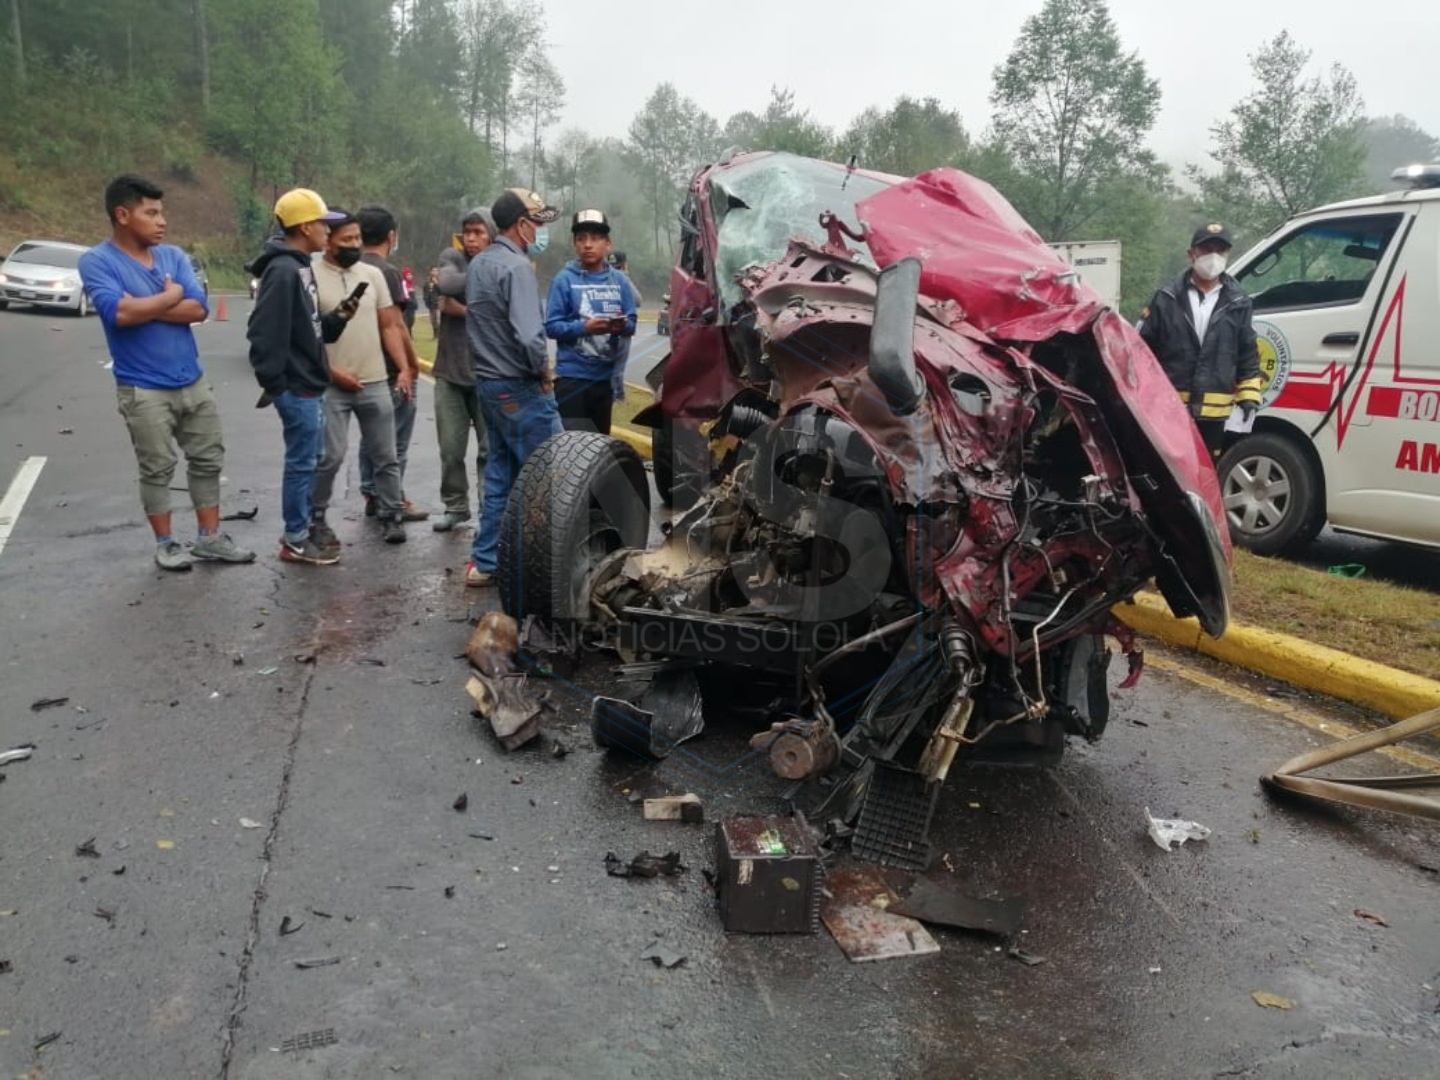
[75,292,89,317]
[1217,433,1323,556]
[652,421,704,510]
[497,431,650,625]
[0,299,8,311]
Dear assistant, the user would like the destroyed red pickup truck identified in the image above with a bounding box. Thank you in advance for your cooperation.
[497,151,1230,864]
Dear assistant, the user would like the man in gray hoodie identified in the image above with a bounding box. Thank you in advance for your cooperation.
[464,187,561,586]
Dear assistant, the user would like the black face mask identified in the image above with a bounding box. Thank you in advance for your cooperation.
[334,246,362,269]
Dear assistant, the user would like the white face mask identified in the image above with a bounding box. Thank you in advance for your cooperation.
[1193,252,1227,281]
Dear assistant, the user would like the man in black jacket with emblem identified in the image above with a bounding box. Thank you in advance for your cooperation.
[1139,223,1262,458]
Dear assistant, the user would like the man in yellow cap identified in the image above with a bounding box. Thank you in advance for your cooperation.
[245,188,362,565]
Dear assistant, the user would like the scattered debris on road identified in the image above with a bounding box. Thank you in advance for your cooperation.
[75,837,100,858]
[220,506,259,521]
[34,1031,61,1051]
[604,851,686,879]
[239,818,263,829]
[30,697,68,711]
[716,816,822,934]
[643,794,704,823]
[1354,908,1390,927]
[820,866,938,962]
[640,941,687,968]
[891,877,1025,937]
[1145,808,1212,851]
[293,956,342,969]
[1263,706,1440,821]
[1006,946,1047,967]
[93,906,115,924]
[277,1028,337,1053]
[1251,991,1296,1010]
[1,743,36,765]
[452,792,468,812]
[279,916,303,936]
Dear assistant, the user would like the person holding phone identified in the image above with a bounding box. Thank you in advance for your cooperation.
[544,208,637,435]
[246,187,356,565]
[308,210,412,548]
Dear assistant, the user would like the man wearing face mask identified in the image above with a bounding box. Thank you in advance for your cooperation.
[463,187,562,587]
[309,210,411,547]
[1139,223,1262,458]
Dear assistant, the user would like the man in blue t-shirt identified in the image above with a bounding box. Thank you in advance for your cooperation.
[544,209,637,435]
[79,174,255,571]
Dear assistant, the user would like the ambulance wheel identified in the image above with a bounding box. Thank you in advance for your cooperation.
[1217,433,1323,556]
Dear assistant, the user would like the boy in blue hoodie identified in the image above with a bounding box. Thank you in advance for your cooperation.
[545,209,637,435]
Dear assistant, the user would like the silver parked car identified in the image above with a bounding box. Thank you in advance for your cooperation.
[0,240,93,316]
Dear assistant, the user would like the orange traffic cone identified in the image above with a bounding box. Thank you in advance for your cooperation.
[215,295,228,322]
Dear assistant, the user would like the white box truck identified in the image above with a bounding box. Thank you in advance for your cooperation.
[1046,240,1123,310]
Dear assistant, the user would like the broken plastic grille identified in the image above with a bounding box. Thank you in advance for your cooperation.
[852,763,938,871]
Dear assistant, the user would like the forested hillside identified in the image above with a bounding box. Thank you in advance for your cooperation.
[1,0,1436,308]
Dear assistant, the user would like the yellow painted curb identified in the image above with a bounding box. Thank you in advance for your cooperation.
[1115,591,1440,720]
[611,424,653,457]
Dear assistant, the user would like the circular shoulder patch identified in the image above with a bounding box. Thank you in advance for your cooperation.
[1254,320,1293,406]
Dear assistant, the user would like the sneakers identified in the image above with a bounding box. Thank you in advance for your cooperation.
[432,510,468,533]
[465,561,493,587]
[308,520,342,555]
[155,540,194,572]
[400,499,430,522]
[382,517,407,544]
[190,532,256,564]
[280,538,340,565]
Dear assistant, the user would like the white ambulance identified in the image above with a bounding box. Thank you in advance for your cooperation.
[1218,164,1440,554]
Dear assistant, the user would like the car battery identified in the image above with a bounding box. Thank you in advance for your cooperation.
[715,816,822,934]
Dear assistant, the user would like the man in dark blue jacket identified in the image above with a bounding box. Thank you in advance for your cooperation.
[545,209,637,435]
[245,188,359,565]
[1139,223,1262,458]
[464,187,561,587]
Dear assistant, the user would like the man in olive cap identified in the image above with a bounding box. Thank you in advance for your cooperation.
[1139,223,1262,458]
[464,188,562,586]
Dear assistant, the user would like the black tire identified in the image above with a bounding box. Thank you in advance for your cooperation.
[0,299,8,311]
[1217,432,1323,556]
[496,431,650,625]
[74,291,89,317]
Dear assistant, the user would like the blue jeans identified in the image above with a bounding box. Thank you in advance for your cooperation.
[359,382,417,499]
[272,391,325,543]
[470,377,563,571]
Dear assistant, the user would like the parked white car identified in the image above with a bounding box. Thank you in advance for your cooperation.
[0,240,93,316]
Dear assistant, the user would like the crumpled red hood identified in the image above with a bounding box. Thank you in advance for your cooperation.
[856,167,1231,632]
[857,169,1107,333]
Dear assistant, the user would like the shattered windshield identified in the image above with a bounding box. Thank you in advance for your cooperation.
[710,154,894,311]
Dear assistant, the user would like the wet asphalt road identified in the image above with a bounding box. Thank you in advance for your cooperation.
[1,303,1438,1079]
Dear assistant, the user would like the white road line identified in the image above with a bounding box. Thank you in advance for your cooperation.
[0,456,46,558]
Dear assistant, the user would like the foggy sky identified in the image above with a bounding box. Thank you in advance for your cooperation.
[540,0,1438,176]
